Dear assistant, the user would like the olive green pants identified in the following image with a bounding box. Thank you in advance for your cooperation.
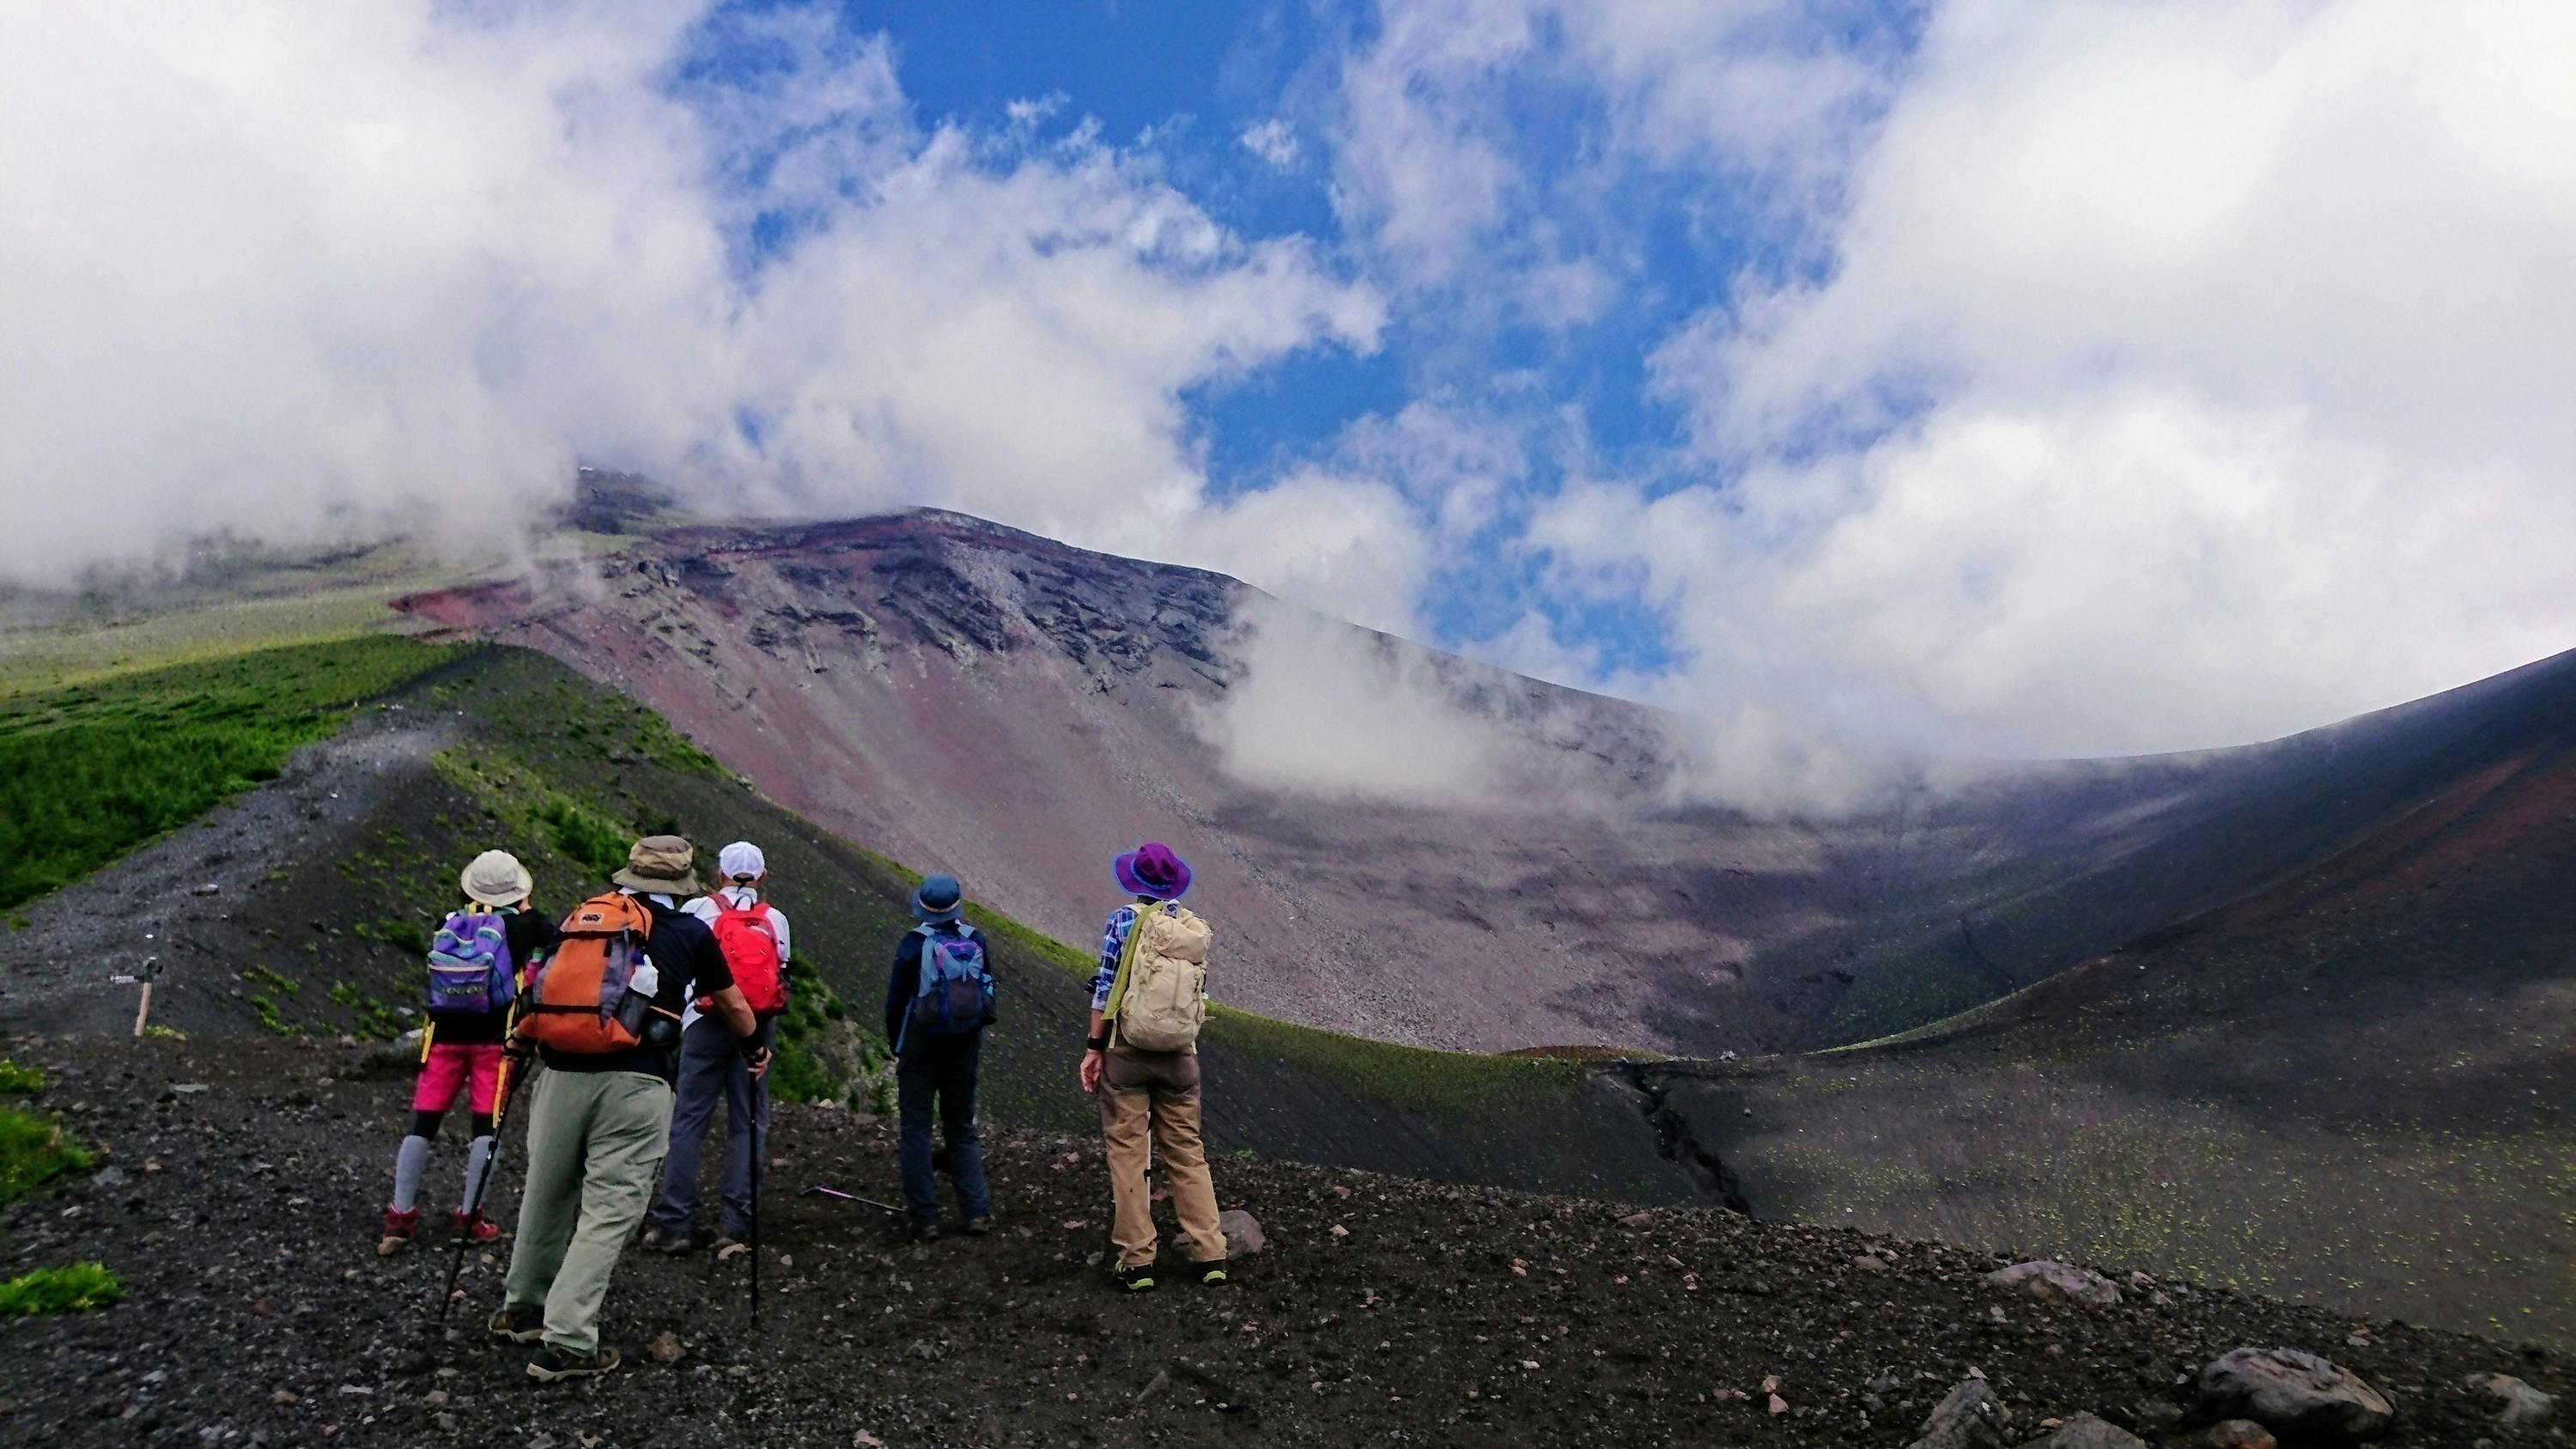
[501,1067,672,1355]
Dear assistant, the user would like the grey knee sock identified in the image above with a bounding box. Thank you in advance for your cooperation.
[392,1135,430,1213]
[459,1136,495,1213]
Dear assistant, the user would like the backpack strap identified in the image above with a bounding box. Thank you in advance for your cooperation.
[1101,903,1161,1025]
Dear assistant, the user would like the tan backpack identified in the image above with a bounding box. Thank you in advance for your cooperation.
[1105,901,1211,1052]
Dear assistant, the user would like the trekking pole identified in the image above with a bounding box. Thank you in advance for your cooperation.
[437,1045,524,1326]
[748,1089,763,1328]
[799,1184,903,1215]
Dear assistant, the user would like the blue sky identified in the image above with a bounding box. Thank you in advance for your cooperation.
[712,0,1863,679]
[11,1,2573,786]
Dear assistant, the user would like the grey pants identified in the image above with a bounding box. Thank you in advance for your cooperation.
[648,1017,774,1239]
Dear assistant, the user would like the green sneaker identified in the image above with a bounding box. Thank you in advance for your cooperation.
[1115,1263,1157,1293]
[526,1343,622,1382]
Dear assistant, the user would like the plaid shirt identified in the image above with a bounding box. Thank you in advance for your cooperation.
[1090,904,1139,1013]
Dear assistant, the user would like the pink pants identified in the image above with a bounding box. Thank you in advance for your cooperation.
[413,1043,505,1114]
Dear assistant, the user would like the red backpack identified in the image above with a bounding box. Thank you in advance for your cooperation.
[707,897,787,1015]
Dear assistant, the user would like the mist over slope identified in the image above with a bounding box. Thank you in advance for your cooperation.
[398,504,2576,1057]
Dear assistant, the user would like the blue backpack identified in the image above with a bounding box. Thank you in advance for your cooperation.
[902,925,993,1049]
[427,910,518,1015]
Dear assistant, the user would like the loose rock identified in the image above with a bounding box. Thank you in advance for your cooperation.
[2195,1347,2392,1443]
[2467,1372,2555,1429]
[2202,1422,2278,1449]
[1909,1377,2013,1449]
[1218,1209,1265,1257]
[1984,1260,2123,1309]
[2031,1412,2148,1448]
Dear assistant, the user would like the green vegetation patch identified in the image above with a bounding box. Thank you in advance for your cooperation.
[0,1059,46,1094]
[0,1262,125,1316]
[0,1105,93,1204]
[0,636,455,908]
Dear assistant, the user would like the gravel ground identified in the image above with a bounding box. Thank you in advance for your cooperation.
[3,1033,2562,1448]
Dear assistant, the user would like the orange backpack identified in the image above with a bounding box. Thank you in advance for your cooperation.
[522,892,671,1053]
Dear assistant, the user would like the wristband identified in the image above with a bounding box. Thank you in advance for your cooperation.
[1085,1035,1109,1052]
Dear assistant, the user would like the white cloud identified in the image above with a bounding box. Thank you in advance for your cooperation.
[1239,118,1302,170]
[1188,598,1516,803]
[1615,0,2576,759]
[0,1,1383,589]
[1161,470,1431,637]
[1327,0,1888,289]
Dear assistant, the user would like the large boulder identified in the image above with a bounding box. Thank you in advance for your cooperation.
[2031,1412,2148,1447]
[2466,1373,2556,1430]
[1218,1209,1266,1257]
[1984,1260,2123,1308]
[2195,1348,2391,1443]
[1907,1378,2013,1449]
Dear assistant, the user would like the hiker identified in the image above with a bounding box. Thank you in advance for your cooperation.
[641,840,791,1255]
[882,874,995,1241]
[379,850,557,1255]
[1079,842,1226,1291]
[489,836,771,1382]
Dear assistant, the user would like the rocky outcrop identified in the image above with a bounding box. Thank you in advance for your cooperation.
[2195,1348,2392,1443]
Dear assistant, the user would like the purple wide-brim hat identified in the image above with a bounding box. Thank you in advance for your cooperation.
[1113,842,1193,901]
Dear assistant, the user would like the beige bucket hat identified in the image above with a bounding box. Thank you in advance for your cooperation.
[459,850,534,908]
[611,835,702,897]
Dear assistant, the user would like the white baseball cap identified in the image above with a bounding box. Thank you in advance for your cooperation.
[717,841,767,882]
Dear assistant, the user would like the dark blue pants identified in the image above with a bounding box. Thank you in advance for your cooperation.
[897,1033,989,1223]
[648,1016,773,1239]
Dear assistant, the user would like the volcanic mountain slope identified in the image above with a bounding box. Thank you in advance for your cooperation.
[403,508,2576,1062]
[0,642,1672,1202]
[1640,668,2576,1346]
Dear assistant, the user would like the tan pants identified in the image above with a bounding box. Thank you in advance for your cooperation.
[1098,1048,1224,1269]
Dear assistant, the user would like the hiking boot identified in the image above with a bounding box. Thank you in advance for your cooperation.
[961,1215,994,1238]
[908,1219,940,1244]
[487,1304,545,1343]
[641,1227,697,1256]
[376,1207,421,1257]
[1194,1258,1231,1287]
[711,1235,748,1260]
[1115,1263,1157,1293]
[526,1343,621,1382]
[450,1208,501,1244]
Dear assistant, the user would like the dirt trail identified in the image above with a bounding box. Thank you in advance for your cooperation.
[0,705,457,1038]
[3,1033,2561,1448]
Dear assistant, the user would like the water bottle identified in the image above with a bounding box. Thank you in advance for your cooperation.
[615,958,659,1038]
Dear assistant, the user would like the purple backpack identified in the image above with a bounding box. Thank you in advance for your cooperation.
[427,911,517,1015]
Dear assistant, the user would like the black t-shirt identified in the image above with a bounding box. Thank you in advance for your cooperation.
[538,893,733,1083]
[426,908,561,1045]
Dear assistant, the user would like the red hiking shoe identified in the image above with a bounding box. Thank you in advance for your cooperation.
[377,1207,422,1256]
[451,1208,501,1244]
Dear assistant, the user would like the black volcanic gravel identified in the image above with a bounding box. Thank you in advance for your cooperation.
[3,1034,2561,1447]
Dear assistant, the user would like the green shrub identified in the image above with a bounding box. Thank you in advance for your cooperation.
[0,637,452,909]
[0,1106,92,1203]
[0,1262,124,1315]
[538,797,631,881]
[0,1059,45,1094]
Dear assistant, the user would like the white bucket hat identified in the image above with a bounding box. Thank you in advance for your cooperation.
[459,849,533,908]
[717,841,767,883]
